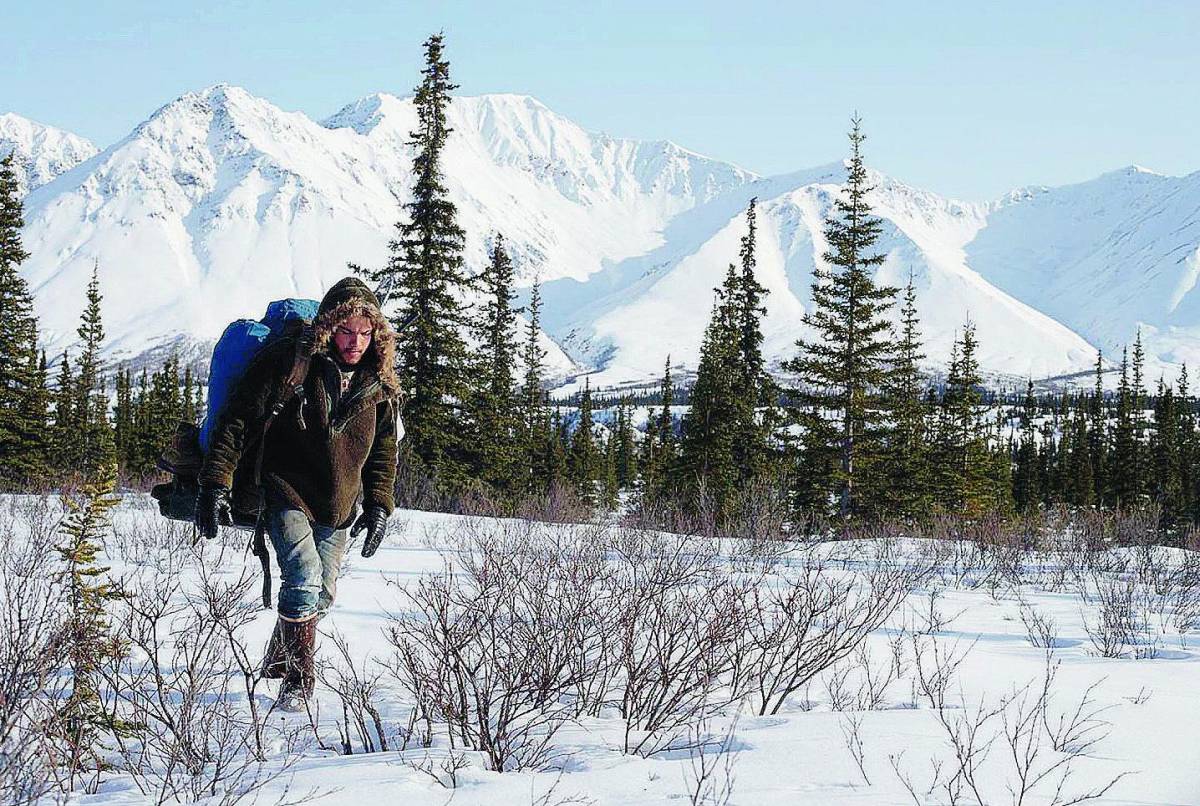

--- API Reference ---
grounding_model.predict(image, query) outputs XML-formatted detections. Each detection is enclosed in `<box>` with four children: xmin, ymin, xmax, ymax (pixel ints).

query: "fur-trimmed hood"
<box><xmin>311</xmin><ymin>278</ymin><xmax>400</xmax><ymax>397</ymax></box>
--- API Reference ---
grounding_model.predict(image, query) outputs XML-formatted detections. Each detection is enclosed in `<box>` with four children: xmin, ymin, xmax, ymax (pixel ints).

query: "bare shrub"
<box><xmin>318</xmin><ymin>631</ymin><xmax>389</xmax><ymax>754</ymax></box>
<box><xmin>1017</xmin><ymin>598</ymin><xmax>1060</xmax><ymax>650</ymax></box>
<box><xmin>898</xmin><ymin>640</ymin><xmax>1131</xmax><ymax>806</ymax></box>
<box><xmin>99</xmin><ymin>551</ymin><xmax>308</xmax><ymax>804</ymax></box>
<box><xmin>401</xmin><ymin>749</ymin><xmax>470</xmax><ymax>789</ymax></box>
<box><xmin>850</xmin><ymin>643</ymin><xmax>903</xmax><ymax>711</ymax></box>
<box><xmin>680</xmin><ymin>716</ymin><xmax>739</xmax><ymax>806</ymax></box>
<box><xmin>612</xmin><ymin>530</ymin><xmax>750</xmax><ymax>756</ymax></box>
<box><xmin>0</xmin><ymin>497</ymin><xmax>71</xmax><ymax>804</ymax></box>
<box><xmin>386</xmin><ymin>520</ymin><xmax>592</xmax><ymax>771</ymax></box>
<box><xmin>839</xmin><ymin>712</ymin><xmax>871</xmax><ymax>786</ymax></box>
<box><xmin>1078</xmin><ymin>573</ymin><xmax>1137</xmax><ymax>658</ymax></box>
<box><xmin>732</xmin><ymin>545</ymin><xmax>918</xmax><ymax>717</ymax></box>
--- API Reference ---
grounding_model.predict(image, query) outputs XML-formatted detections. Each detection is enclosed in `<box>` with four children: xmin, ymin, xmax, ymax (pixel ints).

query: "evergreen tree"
<box><xmin>1036</xmin><ymin>417</ymin><xmax>1056</xmax><ymax>509</ymax></box>
<box><xmin>639</xmin><ymin>357</ymin><xmax>676</xmax><ymax>502</ymax></box>
<box><xmin>11</xmin><ymin>331</ymin><xmax>51</xmax><ymax>486</ymax></box>
<box><xmin>601</xmin><ymin>428</ymin><xmax>619</xmax><ymax>509</ymax></box>
<box><xmin>783</xmin><ymin>116</ymin><xmax>897</xmax><ymax>519</ymax></box>
<box><xmin>931</xmin><ymin>323</ymin><xmax>1007</xmax><ymax>516</ymax></box>
<box><xmin>112</xmin><ymin>367</ymin><xmax>134</xmax><ymax>472</ymax></box>
<box><xmin>677</xmin><ymin>279</ymin><xmax>740</xmax><ymax>518</ymax></box>
<box><xmin>546</xmin><ymin>407</ymin><xmax>570</xmax><ymax>491</ymax></box>
<box><xmin>467</xmin><ymin>234</ymin><xmax>521</xmax><ymax>494</ymax></box>
<box><xmin>569</xmin><ymin>380</ymin><xmax>600</xmax><ymax>506</ymax></box>
<box><xmin>1110</xmin><ymin>348</ymin><xmax>1139</xmax><ymax>508</ymax></box>
<box><xmin>1130</xmin><ymin>330</ymin><xmax>1148</xmax><ymax>500</ymax></box>
<box><xmin>181</xmin><ymin>365</ymin><xmax>200</xmax><ymax>425</ymax></box>
<box><xmin>50</xmin><ymin>353</ymin><xmax>76</xmax><ymax>473</ymax></box>
<box><xmin>879</xmin><ymin>272</ymin><xmax>929</xmax><ymax>518</ymax></box>
<box><xmin>1012</xmin><ymin>380</ymin><xmax>1041</xmax><ymax>512</ymax></box>
<box><xmin>359</xmin><ymin>32</ymin><xmax>473</xmax><ymax>484</ymax></box>
<box><xmin>1178</xmin><ymin>365</ymin><xmax>1199</xmax><ymax>523</ymax></box>
<box><xmin>729</xmin><ymin>198</ymin><xmax>777</xmax><ymax>484</ymax></box>
<box><xmin>0</xmin><ymin>151</ymin><xmax>41</xmax><ymax>488</ymax></box>
<box><xmin>1088</xmin><ymin>352</ymin><xmax>1108</xmax><ymax>506</ymax></box>
<box><xmin>615</xmin><ymin>399</ymin><xmax>638</xmax><ymax>488</ymax></box>
<box><xmin>1064</xmin><ymin>401</ymin><xmax>1094</xmax><ymax>506</ymax></box>
<box><xmin>72</xmin><ymin>263</ymin><xmax>116</xmax><ymax>478</ymax></box>
<box><xmin>519</xmin><ymin>281</ymin><xmax>547</xmax><ymax>492</ymax></box>
<box><xmin>1150</xmin><ymin>377</ymin><xmax>1183</xmax><ymax>529</ymax></box>
<box><xmin>54</xmin><ymin>462</ymin><xmax>128</xmax><ymax>779</ymax></box>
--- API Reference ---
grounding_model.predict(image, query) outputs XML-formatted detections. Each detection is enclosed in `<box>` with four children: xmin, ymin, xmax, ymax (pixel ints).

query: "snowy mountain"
<box><xmin>968</xmin><ymin>166</ymin><xmax>1200</xmax><ymax>373</ymax></box>
<box><xmin>542</xmin><ymin>165</ymin><xmax>1100</xmax><ymax>387</ymax></box>
<box><xmin>0</xmin><ymin>112</ymin><xmax>97</xmax><ymax>195</ymax></box>
<box><xmin>17</xmin><ymin>85</ymin><xmax>751</xmax><ymax>377</ymax></box>
<box><xmin>13</xmin><ymin>84</ymin><xmax>1200</xmax><ymax>386</ymax></box>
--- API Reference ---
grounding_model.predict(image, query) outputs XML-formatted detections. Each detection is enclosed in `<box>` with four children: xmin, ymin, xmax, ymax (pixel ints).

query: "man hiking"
<box><xmin>195</xmin><ymin>277</ymin><xmax>401</xmax><ymax>710</ymax></box>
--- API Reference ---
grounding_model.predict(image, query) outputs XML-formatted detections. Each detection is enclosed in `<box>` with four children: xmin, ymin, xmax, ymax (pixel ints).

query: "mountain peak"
<box><xmin>0</xmin><ymin>112</ymin><xmax>98</xmax><ymax>194</ymax></box>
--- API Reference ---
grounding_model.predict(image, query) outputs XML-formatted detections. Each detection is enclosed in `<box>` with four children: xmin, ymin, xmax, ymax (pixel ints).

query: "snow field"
<box><xmin>7</xmin><ymin>494</ymin><xmax>1200</xmax><ymax>805</ymax></box>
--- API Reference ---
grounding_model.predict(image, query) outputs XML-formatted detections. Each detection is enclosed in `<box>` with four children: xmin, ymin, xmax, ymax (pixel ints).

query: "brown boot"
<box><xmin>261</xmin><ymin>618</ymin><xmax>287</xmax><ymax>679</ymax></box>
<box><xmin>276</xmin><ymin>617</ymin><xmax>317</xmax><ymax>712</ymax></box>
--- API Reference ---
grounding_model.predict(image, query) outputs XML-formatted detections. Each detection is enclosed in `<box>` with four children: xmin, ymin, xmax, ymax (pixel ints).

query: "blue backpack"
<box><xmin>154</xmin><ymin>298</ymin><xmax>319</xmax><ymax>528</ymax></box>
<box><xmin>199</xmin><ymin>298</ymin><xmax>319</xmax><ymax>451</ymax></box>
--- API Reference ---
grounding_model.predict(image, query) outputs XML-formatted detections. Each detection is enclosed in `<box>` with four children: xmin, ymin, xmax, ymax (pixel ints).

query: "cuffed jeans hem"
<box><xmin>278</xmin><ymin>611</ymin><xmax>321</xmax><ymax>623</ymax></box>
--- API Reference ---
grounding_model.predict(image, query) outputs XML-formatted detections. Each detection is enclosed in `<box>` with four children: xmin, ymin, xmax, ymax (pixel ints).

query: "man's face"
<box><xmin>333</xmin><ymin>315</ymin><xmax>373</xmax><ymax>365</ymax></box>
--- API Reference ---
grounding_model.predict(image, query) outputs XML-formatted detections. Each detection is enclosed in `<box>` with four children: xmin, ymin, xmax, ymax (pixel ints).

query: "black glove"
<box><xmin>352</xmin><ymin>505</ymin><xmax>388</xmax><ymax>558</ymax></box>
<box><xmin>196</xmin><ymin>485</ymin><xmax>233</xmax><ymax>540</ymax></box>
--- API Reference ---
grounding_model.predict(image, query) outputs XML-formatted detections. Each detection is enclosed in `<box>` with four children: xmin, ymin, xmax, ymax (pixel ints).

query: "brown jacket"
<box><xmin>199</xmin><ymin>279</ymin><xmax>401</xmax><ymax>527</ymax></box>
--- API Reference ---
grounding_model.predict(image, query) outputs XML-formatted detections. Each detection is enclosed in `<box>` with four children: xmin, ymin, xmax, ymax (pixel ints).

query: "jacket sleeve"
<box><xmin>362</xmin><ymin>398</ymin><xmax>399</xmax><ymax>514</ymax></box>
<box><xmin>198</xmin><ymin>344</ymin><xmax>288</xmax><ymax>490</ymax></box>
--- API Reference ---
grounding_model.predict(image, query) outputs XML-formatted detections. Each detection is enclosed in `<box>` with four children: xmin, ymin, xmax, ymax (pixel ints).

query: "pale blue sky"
<box><xmin>4</xmin><ymin>1</ymin><xmax>1197</xmax><ymax>200</ymax></box>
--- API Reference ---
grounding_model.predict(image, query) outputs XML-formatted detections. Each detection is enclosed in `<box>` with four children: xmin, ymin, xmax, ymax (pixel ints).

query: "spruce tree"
<box><xmin>1110</xmin><ymin>348</ymin><xmax>1139</xmax><ymax>508</ymax></box>
<box><xmin>931</xmin><ymin>323</ymin><xmax>1006</xmax><ymax>516</ymax></box>
<box><xmin>1088</xmin><ymin>352</ymin><xmax>1108</xmax><ymax>506</ymax></box>
<box><xmin>677</xmin><ymin>277</ymin><xmax>741</xmax><ymax>519</ymax></box>
<box><xmin>730</xmin><ymin>198</ymin><xmax>777</xmax><ymax>484</ymax></box>
<box><xmin>546</xmin><ymin>407</ymin><xmax>570</xmax><ymax>492</ymax></box>
<box><xmin>50</xmin><ymin>353</ymin><xmax>76</xmax><ymax>473</ymax></box>
<box><xmin>112</xmin><ymin>367</ymin><xmax>134</xmax><ymax>472</ymax></box>
<box><xmin>0</xmin><ymin>152</ymin><xmax>40</xmax><ymax>488</ymax></box>
<box><xmin>1037</xmin><ymin>418</ymin><xmax>1056</xmax><ymax>509</ymax></box>
<box><xmin>1178</xmin><ymin>365</ymin><xmax>1199</xmax><ymax>523</ymax></box>
<box><xmin>615</xmin><ymin>399</ymin><xmax>638</xmax><ymax>488</ymax></box>
<box><xmin>639</xmin><ymin>357</ymin><xmax>676</xmax><ymax>502</ymax></box>
<box><xmin>1130</xmin><ymin>330</ymin><xmax>1148</xmax><ymax>500</ymax></box>
<box><xmin>569</xmin><ymin>381</ymin><xmax>600</xmax><ymax>506</ymax></box>
<box><xmin>1012</xmin><ymin>380</ymin><xmax>1041</xmax><ymax>512</ymax></box>
<box><xmin>360</xmin><ymin>32</ymin><xmax>472</xmax><ymax>484</ymax></box>
<box><xmin>73</xmin><ymin>263</ymin><xmax>116</xmax><ymax>478</ymax></box>
<box><xmin>879</xmin><ymin>273</ymin><xmax>929</xmax><ymax>518</ymax></box>
<box><xmin>467</xmin><ymin>234</ymin><xmax>521</xmax><ymax>494</ymax></box>
<box><xmin>519</xmin><ymin>281</ymin><xmax>547</xmax><ymax>492</ymax></box>
<box><xmin>601</xmin><ymin>428</ymin><xmax>619</xmax><ymax>510</ymax></box>
<box><xmin>54</xmin><ymin>462</ymin><xmax>128</xmax><ymax>779</ymax></box>
<box><xmin>783</xmin><ymin>116</ymin><xmax>897</xmax><ymax>519</ymax></box>
<box><xmin>1064</xmin><ymin>401</ymin><xmax>1094</xmax><ymax>506</ymax></box>
<box><xmin>11</xmin><ymin>330</ymin><xmax>51</xmax><ymax>486</ymax></box>
<box><xmin>181</xmin><ymin>364</ymin><xmax>200</xmax><ymax>425</ymax></box>
<box><xmin>1150</xmin><ymin>377</ymin><xmax>1183</xmax><ymax>529</ymax></box>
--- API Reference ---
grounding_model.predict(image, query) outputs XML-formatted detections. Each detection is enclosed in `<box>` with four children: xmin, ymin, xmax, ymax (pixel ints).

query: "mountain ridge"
<box><xmin>11</xmin><ymin>84</ymin><xmax>1200</xmax><ymax>387</ymax></box>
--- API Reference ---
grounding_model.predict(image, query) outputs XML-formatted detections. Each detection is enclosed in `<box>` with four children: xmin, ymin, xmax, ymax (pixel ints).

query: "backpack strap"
<box><xmin>249</xmin><ymin>330</ymin><xmax>315</xmax><ymax>610</ymax></box>
<box><xmin>253</xmin><ymin>331</ymin><xmax>315</xmax><ymax>488</ymax></box>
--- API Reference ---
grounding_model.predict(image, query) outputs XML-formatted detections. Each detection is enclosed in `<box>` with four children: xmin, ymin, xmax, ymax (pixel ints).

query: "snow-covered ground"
<box><xmin>11</xmin><ymin>495</ymin><xmax>1200</xmax><ymax>805</ymax></box>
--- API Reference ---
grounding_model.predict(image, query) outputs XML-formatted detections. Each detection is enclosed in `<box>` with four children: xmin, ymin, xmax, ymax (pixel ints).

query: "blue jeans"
<box><xmin>266</xmin><ymin>505</ymin><xmax>348</xmax><ymax>621</ymax></box>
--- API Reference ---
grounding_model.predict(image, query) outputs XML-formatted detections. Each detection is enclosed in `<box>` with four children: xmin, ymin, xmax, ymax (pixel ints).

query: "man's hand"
<box><xmin>196</xmin><ymin>485</ymin><xmax>233</xmax><ymax>539</ymax></box>
<box><xmin>352</xmin><ymin>505</ymin><xmax>388</xmax><ymax>558</ymax></box>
